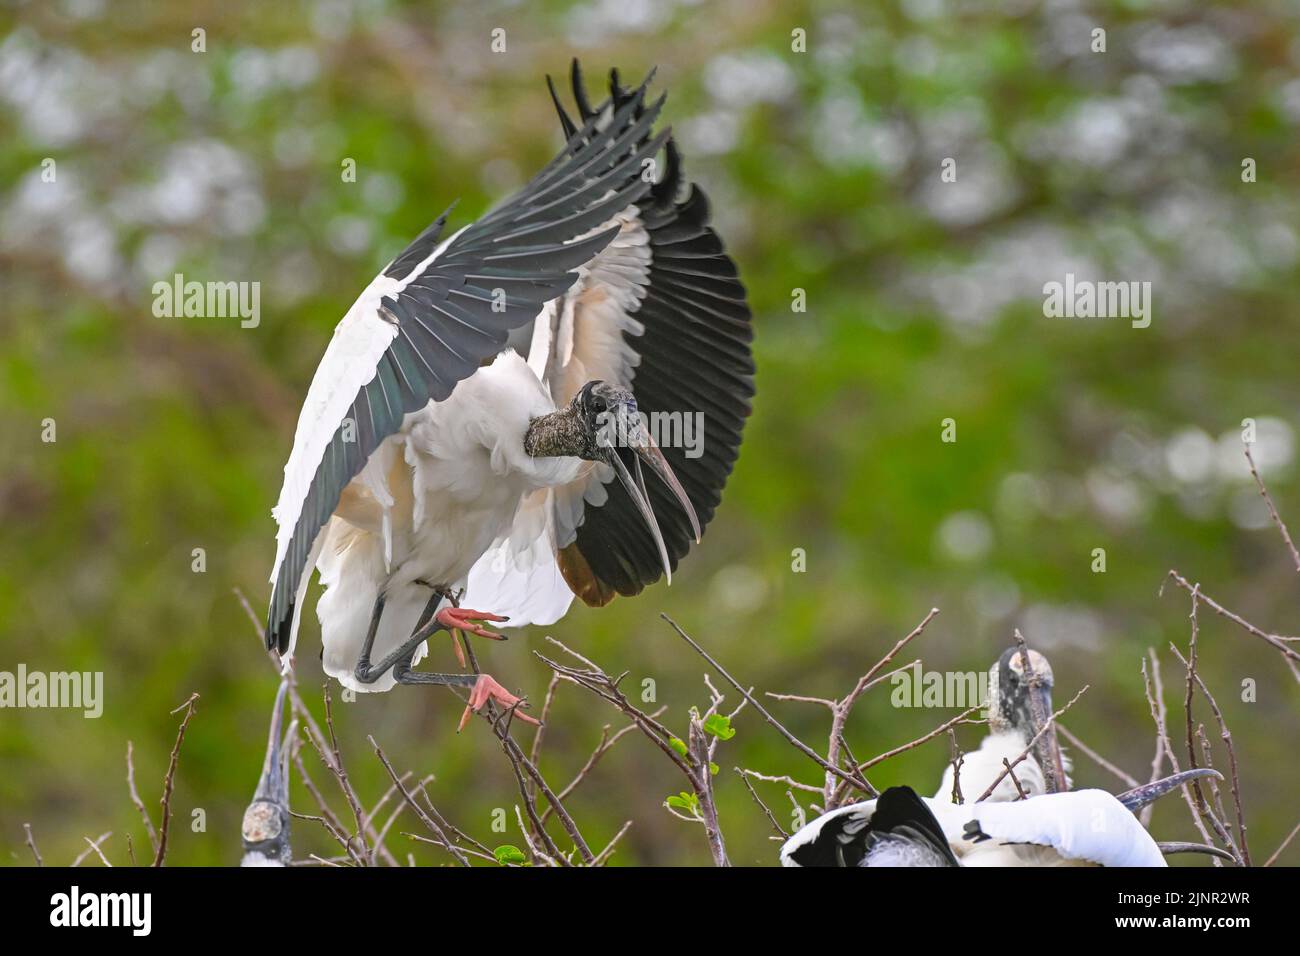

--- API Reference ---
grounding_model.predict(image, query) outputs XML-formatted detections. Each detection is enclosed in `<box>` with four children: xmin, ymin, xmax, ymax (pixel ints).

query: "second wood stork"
<box><xmin>781</xmin><ymin>769</ymin><xmax>1222</xmax><ymax>867</ymax></box>
<box><xmin>936</xmin><ymin>646</ymin><xmax>1072</xmax><ymax>802</ymax></box>
<box><xmin>264</xmin><ymin>62</ymin><xmax>753</xmax><ymax>728</ymax></box>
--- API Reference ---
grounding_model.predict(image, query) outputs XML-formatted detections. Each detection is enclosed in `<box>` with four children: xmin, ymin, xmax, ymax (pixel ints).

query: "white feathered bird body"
<box><xmin>263</xmin><ymin>64</ymin><xmax>755</xmax><ymax>698</ymax></box>
<box><xmin>313</xmin><ymin>350</ymin><xmax>582</xmax><ymax>692</ymax></box>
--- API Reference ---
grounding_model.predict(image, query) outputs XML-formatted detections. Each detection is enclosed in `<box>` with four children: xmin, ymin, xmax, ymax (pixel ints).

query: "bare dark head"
<box><xmin>526</xmin><ymin>379</ymin><xmax>701</xmax><ymax>583</ymax></box>
<box><xmin>989</xmin><ymin>646</ymin><xmax>1054</xmax><ymax>735</ymax></box>
<box><xmin>574</xmin><ymin>380</ymin><xmax>638</xmax><ymax>461</ymax></box>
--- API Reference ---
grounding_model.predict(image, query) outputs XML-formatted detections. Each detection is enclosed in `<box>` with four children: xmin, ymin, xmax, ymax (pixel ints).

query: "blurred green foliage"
<box><xmin>2</xmin><ymin>0</ymin><xmax>1298</xmax><ymax>866</ymax></box>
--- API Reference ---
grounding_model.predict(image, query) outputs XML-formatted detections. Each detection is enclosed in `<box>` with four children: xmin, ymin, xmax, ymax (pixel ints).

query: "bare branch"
<box><xmin>1057</xmin><ymin>724</ymin><xmax>1140</xmax><ymax>789</ymax></box>
<box><xmin>22</xmin><ymin>824</ymin><xmax>42</xmax><ymax>867</ymax></box>
<box><xmin>591</xmin><ymin>820</ymin><xmax>634</xmax><ymax>866</ymax></box>
<box><xmin>1142</xmin><ymin>651</ymin><xmax>1233</xmax><ymax>862</ymax></box>
<box><xmin>661</xmin><ymin>613</ymin><xmax>863</xmax><ymax>790</ymax></box>
<box><xmin>1244</xmin><ymin>444</ymin><xmax>1300</xmax><ymax>573</ymax></box>
<box><xmin>125</xmin><ymin>741</ymin><xmax>159</xmax><ymax>855</ymax></box>
<box><xmin>154</xmin><ymin>692</ymin><xmax>199</xmax><ymax>867</ymax></box>
<box><xmin>1164</xmin><ymin>571</ymin><xmax>1300</xmax><ymax>677</ymax></box>
<box><xmin>73</xmin><ymin>832</ymin><xmax>113</xmax><ymax>867</ymax></box>
<box><xmin>368</xmin><ymin>735</ymin><xmax>469</xmax><ymax>867</ymax></box>
<box><xmin>321</xmin><ymin>683</ymin><xmax>373</xmax><ymax>866</ymax></box>
<box><xmin>975</xmin><ymin>686</ymin><xmax>1088</xmax><ymax>803</ymax></box>
<box><xmin>1264</xmin><ymin>820</ymin><xmax>1300</xmax><ymax>867</ymax></box>
<box><xmin>1169</xmin><ymin>642</ymin><xmax>1251</xmax><ymax>866</ymax></box>
<box><xmin>736</xmin><ymin>768</ymin><xmax>789</xmax><ymax>839</ymax></box>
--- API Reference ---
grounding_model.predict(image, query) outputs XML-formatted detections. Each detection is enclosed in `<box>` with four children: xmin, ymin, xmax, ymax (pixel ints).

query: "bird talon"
<box><xmin>457</xmin><ymin>674</ymin><xmax>539</xmax><ymax>732</ymax></box>
<box><xmin>449</xmin><ymin>628</ymin><xmax>468</xmax><ymax>669</ymax></box>
<box><xmin>435</xmin><ymin>605</ymin><xmax>508</xmax><ymax>641</ymax></box>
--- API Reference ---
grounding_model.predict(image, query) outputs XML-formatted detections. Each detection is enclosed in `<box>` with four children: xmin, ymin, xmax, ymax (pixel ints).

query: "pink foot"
<box><xmin>436</xmin><ymin>606</ymin><xmax>507</xmax><ymax>668</ymax></box>
<box><xmin>458</xmin><ymin>673</ymin><xmax>539</xmax><ymax>732</ymax></box>
<box><xmin>436</xmin><ymin>605</ymin><xmax>507</xmax><ymax>639</ymax></box>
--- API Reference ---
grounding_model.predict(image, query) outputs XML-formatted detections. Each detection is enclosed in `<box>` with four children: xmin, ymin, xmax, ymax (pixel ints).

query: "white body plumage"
<box><xmin>935</xmin><ymin>730</ymin><xmax>1072</xmax><ymax>803</ymax></box>
<box><xmin>311</xmin><ymin>350</ymin><xmax>582</xmax><ymax>692</ymax></box>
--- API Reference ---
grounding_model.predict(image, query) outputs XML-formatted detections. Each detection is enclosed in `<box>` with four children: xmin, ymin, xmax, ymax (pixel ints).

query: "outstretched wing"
<box><xmin>266</xmin><ymin>73</ymin><xmax>670</xmax><ymax>652</ymax></box>
<box><xmin>956</xmin><ymin>790</ymin><xmax>1167</xmax><ymax>867</ymax></box>
<box><xmin>533</xmin><ymin>62</ymin><xmax>755</xmax><ymax>606</ymax></box>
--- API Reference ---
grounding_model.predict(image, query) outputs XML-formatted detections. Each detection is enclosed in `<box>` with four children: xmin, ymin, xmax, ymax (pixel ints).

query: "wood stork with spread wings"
<box><xmin>264</xmin><ymin>63</ymin><xmax>753</xmax><ymax>728</ymax></box>
<box><xmin>781</xmin><ymin>770</ymin><xmax>1223</xmax><ymax>868</ymax></box>
<box><xmin>935</xmin><ymin>646</ymin><xmax>1072</xmax><ymax>802</ymax></box>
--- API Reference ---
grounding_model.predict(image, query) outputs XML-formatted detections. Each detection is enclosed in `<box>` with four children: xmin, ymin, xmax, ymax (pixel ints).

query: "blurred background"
<box><xmin>2</xmin><ymin>0</ymin><xmax>1298</xmax><ymax>866</ymax></box>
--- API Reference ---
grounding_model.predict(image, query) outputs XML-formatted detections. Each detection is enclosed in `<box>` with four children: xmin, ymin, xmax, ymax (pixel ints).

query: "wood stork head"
<box><xmin>240</xmin><ymin>678</ymin><xmax>292</xmax><ymax>867</ymax></box>
<box><xmin>988</xmin><ymin>645</ymin><xmax>1054</xmax><ymax>735</ymax></box>
<box><xmin>526</xmin><ymin>379</ymin><xmax>701</xmax><ymax>583</ymax></box>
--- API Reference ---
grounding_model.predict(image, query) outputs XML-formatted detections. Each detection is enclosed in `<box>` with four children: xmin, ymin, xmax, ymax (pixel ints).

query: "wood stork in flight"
<box><xmin>781</xmin><ymin>770</ymin><xmax>1223</xmax><ymax>867</ymax></box>
<box><xmin>264</xmin><ymin>63</ymin><xmax>753</xmax><ymax>727</ymax></box>
<box><xmin>936</xmin><ymin>646</ymin><xmax>1072</xmax><ymax>802</ymax></box>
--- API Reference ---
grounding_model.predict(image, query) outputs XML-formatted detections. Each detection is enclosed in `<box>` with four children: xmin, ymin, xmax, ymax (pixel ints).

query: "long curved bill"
<box><xmin>1117</xmin><ymin>768</ymin><xmax>1224</xmax><ymax>811</ymax></box>
<box><xmin>242</xmin><ymin>674</ymin><xmax>294</xmax><ymax>865</ymax></box>
<box><xmin>606</xmin><ymin>412</ymin><xmax>701</xmax><ymax>585</ymax></box>
<box><xmin>1025</xmin><ymin>673</ymin><xmax>1068</xmax><ymax>794</ymax></box>
<box><xmin>1157</xmin><ymin>841</ymin><xmax>1236</xmax><ymax>861</ymax></box>
<box><xmin>252</xmin><ymin>675</ymin><xmax>290</xmax><ymax>807</ymax></box>
<box><xmin>608</xmin><ymin>448</ymin><xmax>675</xmax><ymax>584</ymax></box>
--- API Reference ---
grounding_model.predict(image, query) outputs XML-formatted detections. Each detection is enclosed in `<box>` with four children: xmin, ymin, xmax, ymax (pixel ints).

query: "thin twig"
<box><xmin>662</xmin><ymin>614</ymin><xmax>862</xmax><ymax>790</ymax></box>
<box><xmin>154</xmin><ymin>693</ymin><xmax>199</xmax><ymax>867</ymax></box>
<box><xmin>289</xmin><ymin>737</ymin><xmax>364</xmax><ymax>866</ymax></box>
<box><xmin>1244</xmin><ymin>444</ymin><xmax>1300</xmax><ymax>572</ymax></box>
<box><xmin>125</xmin><ymin>741</ymin><xmax>160</xmax><ymax>855</ymax></box>
<box><xmin>321</xmin><ymin>683</ymin><xmax>373</xmax><ymax>866</ymax></box>
<box><xmin>1142</xmin><ymin>651</ymin><xmax>1231</xmax><ymax>862</ymax></box>
<box><xmin>687</xmin><ymin>709</ymin><xmax>730</xmax><ymax>866</ymax></box>
<box><xmin>1169</xmin><ymin>643</ymin><xmax>1251</xmax><ymax>866</ymax></box>
<box><xmin>975</xmin><ymin>686</ymin><xmax>1088</xmax><ymax>802</ymax></box>
<box><xmin>948</xmin><ymin>730</ymin><xmax>965</xmax><ymax>805</ymax></box>
<box><xmin>1163</xmin><ymin>571</ymin><xmax>1300</xmax><ymax>672</ymax></box>
<box><xmin>368</xmin><ymin>736</ymin><xmax>470</xmax><ymax>867</ymax></box>
<box><xmin>289</xmin><ymin>810</ymin><xmax>356</xmax><ymax>858</ymax></box>
<box><xmin>413</xmin><ymin>782</ymin><xmax>496</xmax><ymax>861</ymax></box>
<box><xmin>504</xmin><ymin>745</ymin><xmax>567</xmax><ymax>865</ymax></box>
<box><xmin>859</xmin><ymin>706</ymin><xmax>983</xmax><ymax>775</ymax></box>
<box><xmin>1002</xmin><ymin>758</ymin><xmax>1029</xmax><ymax>799</ymax></box>
<box><xmin>1057</xmin><ymin>724</ymin><xmax>1139</xmax><ymax>789</ymax></box>
<box><xmin>538</xmin><ymin>714</ymin><xmax>655</xmax><ymax>828</ymax></box>
<box><xmin>524</xmin><ymin>672</ymin><xmax>562</xmax><ymax>805</ymax></box>
<box><xmin>826</xmin><ymin>614</ymin><xmax>939</xmax><ymax>804</ymax></box>
<box><xmin>22</xmin><ymin>824</ymin><xmax>42</xmax><ymax>867</ymax></box>
<box><xmin>591</xmin><ymin>820</ymin><xmax>634</xmax><ymax>866</ymax></box>
<box><xmin>1264</xmin><ymin>820</ymin><xmax>1300</xmax><ymax>867</ymax></box>
<box><xmin>1179</xmin><ymin>585</ymin><xmax>1215</xmax><ymax>833</ymax></box>
<box><xmin>73</xmin><ymin>832</ymin><xmax>113</xmax><ymax>867</ymax></box>
<box><xmin>738</xmin><ymin>768</ymin><xmax>823</xmax><ymax>794</ymax></box>
<box><xmin>737</xmin><ymin>768</ymin><xmax>789</xmax><ymax>839</ymax></box>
